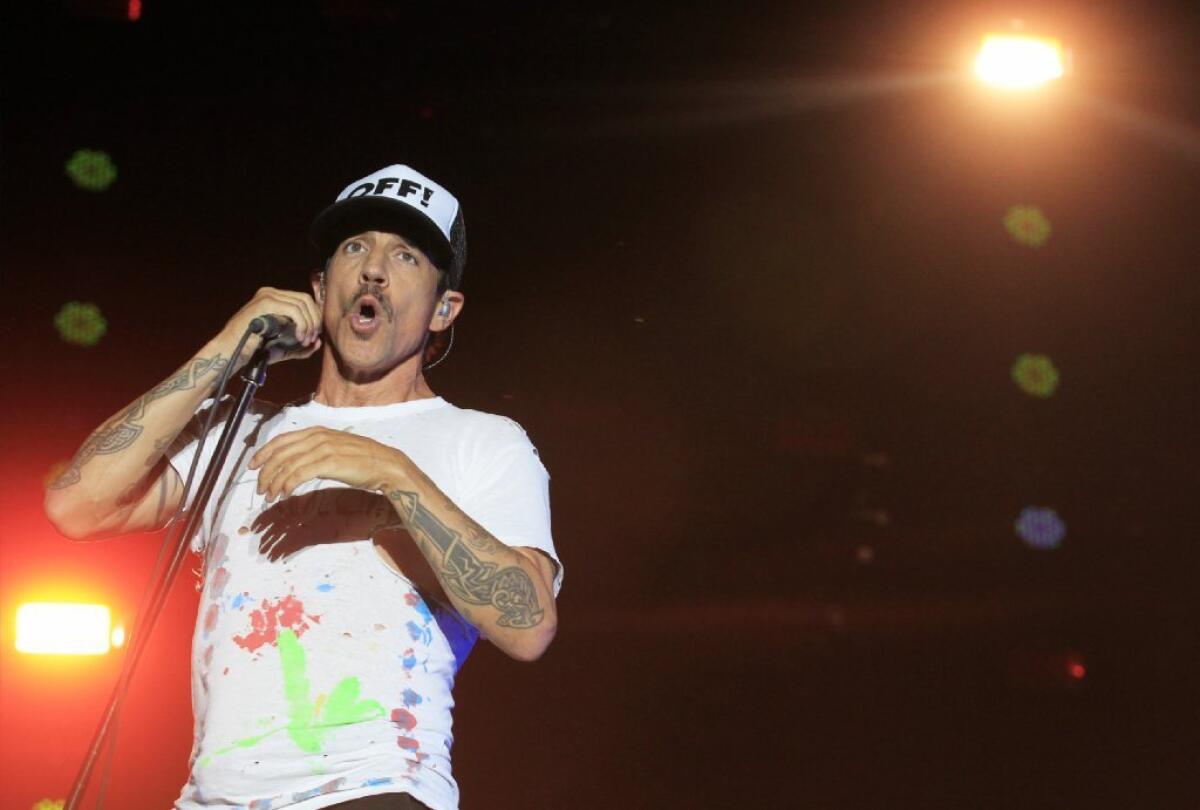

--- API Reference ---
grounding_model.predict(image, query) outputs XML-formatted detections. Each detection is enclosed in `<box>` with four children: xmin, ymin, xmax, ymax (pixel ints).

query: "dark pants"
<box><xmin>326</xmin><ymin>793</ymin><xmax>430</xmax><ymax>809</ymax></box>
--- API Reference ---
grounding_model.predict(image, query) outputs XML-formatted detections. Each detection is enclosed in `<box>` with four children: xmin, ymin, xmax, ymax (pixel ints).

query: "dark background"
<box><xmin>2</xmin><ymin>1</ymin><xmax>1198</xmax><ymax>808</ymax></box>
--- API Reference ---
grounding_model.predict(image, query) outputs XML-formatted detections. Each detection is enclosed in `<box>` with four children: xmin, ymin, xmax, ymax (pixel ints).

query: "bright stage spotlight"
<box><xmin>974</xmin><ymin>33</ymin><xmax>1065</xmax><ymax>90</ymax></box>
<box><xmin>15</xmin><ymin>602</ymin><xmax>114</xmax><ymax>655</ymax></box>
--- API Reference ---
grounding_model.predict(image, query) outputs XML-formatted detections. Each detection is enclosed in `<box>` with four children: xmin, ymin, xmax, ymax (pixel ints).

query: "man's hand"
<box><xmin>217</xmin><ymin>287</ymin><xmax>324</xmax><ymax>371</ymax></box>
<box><xmin>250</xmin><ymin>428</ymin><xmax>402</xmax><ymax>501</ymax></box>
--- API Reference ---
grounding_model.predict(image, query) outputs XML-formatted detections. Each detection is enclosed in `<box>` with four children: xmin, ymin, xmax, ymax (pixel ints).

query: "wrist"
<box><xmin>186</xmin><ymin>340</ymin><xmax>232</xmax><ymax>387</ymax></box>
<box><xmin>201</xmin><ymin>328</ymin><xmax>251</xmax><ymax>373</ymax></box>
<box><xmin>380</xmin><ymin>450</ymin><xmax>417</xmax><ymax>495</ymax></box>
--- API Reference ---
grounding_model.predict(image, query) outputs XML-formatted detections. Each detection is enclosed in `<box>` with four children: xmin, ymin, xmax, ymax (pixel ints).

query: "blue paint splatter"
<box><xmin>231</xmin><ymin>592</ymin><xmax>251</xmax><ymax>610</ymax></box>
<box><xmin>402</xmin><ymin>688</ymin><xmax>423</xmax><ymax>707</ymax></box>
<box><xmin>362</xmin><ymin>777</ymin><xmax>394</xmax><ymax>787</ymax></box>
<box><xmin>406</xmin><ymin>620</ymin><xmax>432</xmax><ymax>645</ymax></box>
<box><xmin>292</xmin><ymin>778</ymin><xmax>345</xmax><ymax>802</ymax></box>
<box><xmin>401</xmin><ymin>649</ymin><xmax>417</xmax><ymax>670</ymax></box>
<box><xmin>411</xmin><ymin>597</ymin><xmax>433</xmax><ymax>624</ymax></box>
<box><xmin>316</xmin><ymin>583</ymin><xmax>335</xmax><ymax>592</ymax></box>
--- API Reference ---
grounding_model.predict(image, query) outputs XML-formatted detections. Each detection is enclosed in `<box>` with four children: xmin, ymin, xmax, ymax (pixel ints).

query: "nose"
<box><xmin>360</xmin><ymin>251</ymin><xmax>388</xmax><ymax>288</ymax></box>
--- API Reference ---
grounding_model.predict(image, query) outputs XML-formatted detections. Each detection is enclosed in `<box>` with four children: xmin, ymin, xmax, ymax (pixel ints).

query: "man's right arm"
<box><xmin>44</xmin><ymin>287</ymin><xmax>323</xmax><ymax>541</ymax></box>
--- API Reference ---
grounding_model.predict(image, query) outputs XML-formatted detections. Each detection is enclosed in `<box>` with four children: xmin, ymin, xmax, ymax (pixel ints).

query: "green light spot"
<box><xmin>1011</xmin><ymin>353</ymin><xmax>1060</xmax><ymax>398</ymax></box>
<box><xmin>1003</xmin><ymin>204</ymin><xmax>1052</xmax><ymax>247</ymax></box>
<box><xmin>54</xmin><ymin>301</ymin><xmax>108</xmax><ymax>347</ymax></box>
<box><xmin>65</xmin><ymin>149</ymin><xmax>118</xmax><ymax>192</ymax></box>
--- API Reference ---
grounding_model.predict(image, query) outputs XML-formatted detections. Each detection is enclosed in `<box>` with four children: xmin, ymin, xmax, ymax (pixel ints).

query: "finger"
<box><xmin>301</xmin><ymin>293</ymin><xmax>323</xmax><ymax>343</ymax></box>
<box><xmin>271</xmin><ymin>447</ymin><xmax>334</xmax><ymax>499</ymax></box>
<box><xmin>262</xmin><ymin>291</ymin><xmax>317</xmax><ymax>344</ymax></box>
<box><xmin>277</xmin><ymin>458</ymin><xmax>327</xmax><ymax>499</ymax></box>
<box><xmin>258</xmin><ymin>436</ymin><xmax>333</xmax><ymax>497</ymax></box>
<box><xmin>250</xmin><ymin>427</ymin><xmax>324</xmax><ymax>469</ymax></box>
<box><xmin>291</xmin><ymin>291</ymin><xmax>322</xmax><ymax>343</ymax></box>
<box><xmin>281</xmin><ymin>291</ymin><xmax>319</xmax><ymax>343</ymax></box>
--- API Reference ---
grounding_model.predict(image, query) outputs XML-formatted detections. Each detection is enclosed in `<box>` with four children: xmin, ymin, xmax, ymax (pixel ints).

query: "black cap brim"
<box><xmin>309</xmin><ymin>197</ymin><xmax>454</xmax><ymax>272</ymax></box>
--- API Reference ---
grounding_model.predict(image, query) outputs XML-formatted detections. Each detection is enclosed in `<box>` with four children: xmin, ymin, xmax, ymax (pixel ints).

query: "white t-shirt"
<box><xmin>170</xmin><ymin>396</ymin><xmax>561</xmax><ymax>810</ymax></box>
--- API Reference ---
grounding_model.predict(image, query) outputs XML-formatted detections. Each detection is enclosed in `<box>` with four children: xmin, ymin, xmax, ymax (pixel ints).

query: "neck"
<box><xmin>311</xmin><ymin>347</ymin><xmax>436</xmax><ymax>407</ymax></box>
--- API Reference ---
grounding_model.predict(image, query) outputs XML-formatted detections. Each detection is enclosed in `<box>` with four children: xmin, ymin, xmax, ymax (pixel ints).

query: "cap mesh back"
<box><xmin>449</xmin><ymin>208</ymin><xmax>467</xmax><ymax>290</ymax></box>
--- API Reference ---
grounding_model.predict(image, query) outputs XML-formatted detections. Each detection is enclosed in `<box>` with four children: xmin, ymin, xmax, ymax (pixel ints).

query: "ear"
<box><xmin>429</xmin><ymin>291</ymin><xmax>465</xmax><ymax>333</ymax></box>
<box><xmin>310</xmin><ymin>269</ymin><xmax>325</xmax><ymax>302</ymax></box>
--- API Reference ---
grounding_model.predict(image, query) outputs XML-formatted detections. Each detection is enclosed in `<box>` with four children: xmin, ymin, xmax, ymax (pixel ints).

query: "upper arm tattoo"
<box><xmin>388</xmin><ymin>490</ymin><xmax>545</xmax><ymax>630</ymax></box>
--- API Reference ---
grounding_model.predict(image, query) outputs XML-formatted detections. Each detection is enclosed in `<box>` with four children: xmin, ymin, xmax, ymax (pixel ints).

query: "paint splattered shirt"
<box><xmin>169</xmin><ymin>396</ymin><xmax>561</xmax><ymax>810</ymax></box>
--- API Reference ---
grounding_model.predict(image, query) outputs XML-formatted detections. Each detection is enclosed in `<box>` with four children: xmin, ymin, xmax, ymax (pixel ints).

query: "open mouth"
<box><xmin>349</xmin><ymin>298</ymin><xmax>382</xmax><ymax>335</ymax></box>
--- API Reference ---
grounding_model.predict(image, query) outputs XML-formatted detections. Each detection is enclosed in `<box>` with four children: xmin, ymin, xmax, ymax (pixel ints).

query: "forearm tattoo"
<box><xmin>388</xmin><ymin>490</ymin><xmax>545</xmax><ymax>630</ymax></box>
<box><xmin>49</xmin><ymin>354</ymin><xmax>228</xmax><ymax>490</ymax></box>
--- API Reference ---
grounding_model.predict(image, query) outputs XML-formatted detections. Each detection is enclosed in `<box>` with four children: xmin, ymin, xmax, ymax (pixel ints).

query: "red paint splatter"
<box><xmin>403</xmin><ymin>593</ymin><xmax>419</xmax><ymax>607</ymax></box>
<box><xmin>404</xmin><ymin>752</ymin><xmax>428</xmax><ymax>773</ymax></box>
<box><xmin>390</xmin><ymin>708</ymin><xmax>417</xmax><ymax>731</ymax></box>
<box><xmin>211</xmin><ymin>566</ymin><xmax>230</xmax><ymax>598</ymax></box>
<box><xmin>233</xmin><ymin>595</ymin><xmax>319</xmax><ymax>652</ymax></box>
<box><xmin>397</xmin><ymin>735</ymin><xmax>420</xmax><ymax>751</ymax></box>
<box><xmin>202</xmin><ymin>645</ymin><xmax>214</xmax><ymax>667</ymax></box>
<box><xmin>203</xmin><ymin>603</ymin><xmax>220</xmax><ymax>635</ymax></box>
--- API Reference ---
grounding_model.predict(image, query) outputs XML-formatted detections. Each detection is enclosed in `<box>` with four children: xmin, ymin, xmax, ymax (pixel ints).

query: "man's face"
<box><xmin>315</xmin><ymin>230</ymin><xmax>445</xmax><ymax>377</ymax></box>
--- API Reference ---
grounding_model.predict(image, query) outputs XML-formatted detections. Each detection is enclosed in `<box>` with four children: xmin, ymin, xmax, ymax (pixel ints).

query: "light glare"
<box><xmin>975</xmin><ymin>34</ymin><xmax>1065</xmax><ymax>89</ymax></box>
<box><xmin>16</xmin><ymin>602</ymin><xmax>112</xmax><ymax>655</ymax></box>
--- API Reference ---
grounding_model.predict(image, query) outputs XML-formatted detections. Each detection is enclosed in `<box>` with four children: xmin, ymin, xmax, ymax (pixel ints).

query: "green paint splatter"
<box><xmin>212</xmin><ymin>629</ymin><xmax>384</xmax><ymax>759</ymax></box>
<box><xmin>279</xmin><ymin>627</ymin><xmax>322</xmax><ymax>752</ymax></box>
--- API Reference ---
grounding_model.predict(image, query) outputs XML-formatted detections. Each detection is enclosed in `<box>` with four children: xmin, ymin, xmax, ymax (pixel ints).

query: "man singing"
<box><xmin>45</xmin><ymin>164</ymin><xmax>562</xmax><ymax>810</ymax></box>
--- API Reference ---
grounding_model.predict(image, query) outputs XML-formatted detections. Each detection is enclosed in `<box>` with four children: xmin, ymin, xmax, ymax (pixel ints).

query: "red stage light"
<box><xmin>129</xmin><ymin>0</ymin><xmax>142</xmax><ymax>21</ymax></box>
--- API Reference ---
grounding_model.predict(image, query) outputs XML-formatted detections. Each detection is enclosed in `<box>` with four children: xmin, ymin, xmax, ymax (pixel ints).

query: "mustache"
<box><xmin>342</xmin><ymin>283</ymin><xmax>395</xmax><ymax>322</ymax></box>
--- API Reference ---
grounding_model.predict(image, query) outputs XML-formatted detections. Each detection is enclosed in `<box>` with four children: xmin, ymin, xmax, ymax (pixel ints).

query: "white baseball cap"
<box><xmin>310</xmin><ymin>164</ymin><xmax>468</xmax><ymax>289</ymax></box>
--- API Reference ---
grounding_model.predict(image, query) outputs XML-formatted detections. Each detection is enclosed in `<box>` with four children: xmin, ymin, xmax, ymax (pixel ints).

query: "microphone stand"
<box><xmin>66</xmin><ymin>347</ymin><xmax>273</xmax><ymax>810</ymax></box>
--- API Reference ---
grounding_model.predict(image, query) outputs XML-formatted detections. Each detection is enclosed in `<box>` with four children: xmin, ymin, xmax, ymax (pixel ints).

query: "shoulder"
<box><xmin>432</xmin><ymin>402</ymin><xmax>532</xmax><ymax>438</ymax></box>
<box><xmin>431</xmin><ymin>403</ymin><xmax>543</xmax><ymax>459</ymax></box>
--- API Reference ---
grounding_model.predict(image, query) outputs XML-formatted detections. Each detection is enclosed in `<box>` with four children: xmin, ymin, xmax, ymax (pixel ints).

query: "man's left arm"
<box><xmin>250</xmin><ymin>427</ymin><xmax>558</xmax><ymax>661</ymax></box>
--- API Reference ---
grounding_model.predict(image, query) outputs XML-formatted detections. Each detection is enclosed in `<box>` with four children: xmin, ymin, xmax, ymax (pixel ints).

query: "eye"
<box><xmin>398</xmin><ymin>250</ymin><xmax>419</xmax><ymax>265</ymax></box>
<box><xmin>344</xmin><ymin>240</ymin><xmax>366</xmax><ymax>254</ymax></box>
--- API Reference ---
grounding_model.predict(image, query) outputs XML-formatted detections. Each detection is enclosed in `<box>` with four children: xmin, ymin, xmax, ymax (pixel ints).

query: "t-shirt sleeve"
<box><xmin>457</xmin><ymin>416</ymin><xmax>563</xmax><ymax>596</ymax></box>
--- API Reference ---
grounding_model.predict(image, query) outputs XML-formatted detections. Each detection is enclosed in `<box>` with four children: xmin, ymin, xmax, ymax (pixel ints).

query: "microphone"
<box><xmin>248</xmin><ymin>315</ymin><xmax>303</xmax><ymax>350</ymax></box>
